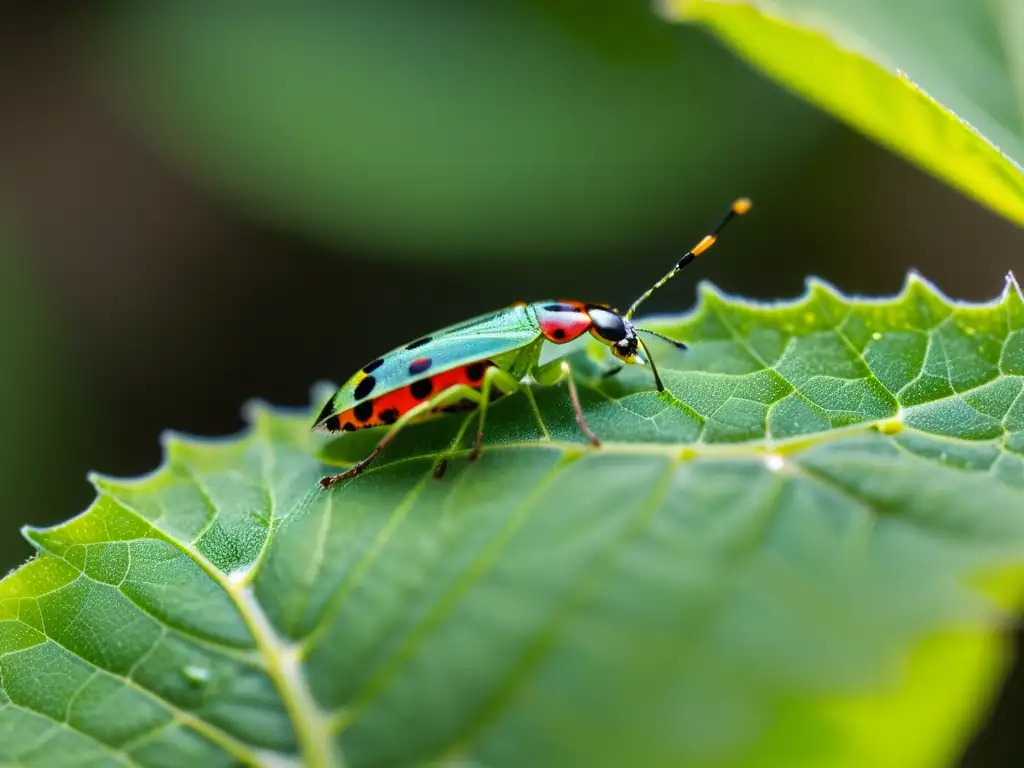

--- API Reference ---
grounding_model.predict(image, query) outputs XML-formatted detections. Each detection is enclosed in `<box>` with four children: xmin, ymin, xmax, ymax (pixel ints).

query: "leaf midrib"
<box><xmin>1</xmin><ymin>573</ymin><xmax>262</xmax><ymax>768</ymax></box>
<box><xmin>75</xmin><ymin>489</ymin><xmax>340</xmax><ymax>768</ymax></box>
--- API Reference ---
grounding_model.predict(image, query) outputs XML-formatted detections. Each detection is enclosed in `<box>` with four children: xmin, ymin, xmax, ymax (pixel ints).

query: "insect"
<box><xmin>314</xmin><ymin>198</ymin><xmax>751</xmax><ymax>488</ymax></box>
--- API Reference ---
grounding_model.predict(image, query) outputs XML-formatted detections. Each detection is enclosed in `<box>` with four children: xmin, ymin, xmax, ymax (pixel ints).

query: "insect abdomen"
<box><xmin>322</xmin><ymin>360</ymin><xmax>500</xmax><ymax>432</ymax></box>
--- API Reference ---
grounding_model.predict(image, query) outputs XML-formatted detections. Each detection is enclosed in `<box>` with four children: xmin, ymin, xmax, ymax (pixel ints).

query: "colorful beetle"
<box><xmin>314</xmin><ymin>198</ymin><xmax>751</xmax><ymax>488</ymax></box>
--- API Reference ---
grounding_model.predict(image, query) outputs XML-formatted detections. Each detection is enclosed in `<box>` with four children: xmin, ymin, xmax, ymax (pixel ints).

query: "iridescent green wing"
<box><xmin>315</xmin><ymin>304</ymin><xmax>540</xmax><ymax>425</ymax></box>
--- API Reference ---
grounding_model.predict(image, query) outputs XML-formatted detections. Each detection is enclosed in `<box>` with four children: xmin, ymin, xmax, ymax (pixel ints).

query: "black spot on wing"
<box><xmin>543</xmin><ymin>303</ymin><xmax>583</xmax><ymax>312</ymax></box>
<box><xmin>410</xmin><ymin>378</ymin><xmax>433</xmax><ymax>400</ymax></box>
<box><xmin>466</xmin><ymin>362</ymin><xmax>486</xmax><ymax>382</ymax></box>
<box><xmin>362</xmin><ymin>357</ymin><xmax>384</xmax><ymax>374</ymax></box>
<box><xmin>342</xmin><ymin>421</ymin><xmax>357</xmax><ymax>432</ymax></box>
<box><xmin>354</xmin><ymin>401</ymin><xmax>374</xmax><ymax>422</ymax></box>
<box><xmin>552</xmin><ymin>328</ymin><xmax>567</xmax><ymax>340</ymax></box>
<box><xmin>354</xmin><ymin>375</ymin><xmax>376</xmax><ymax>400</ymax></box>
<box><xmin>379</xmin><ymin>407</ymin><xmax>400</xmax><ymax>425</ymax></box>
<box><xmin>407</xmin><ymin>336</ymin><xmax>432</xmax><ymax>350</ymax></box>
<box><xmin>314</xmin><ymin>396</ymin><xmax>336</xmax><ymax>426</ymax></box>
<box><xmin>324</xmin><ymin>415</ymin><xmax>341</xmax><ymax>432</ymax></box>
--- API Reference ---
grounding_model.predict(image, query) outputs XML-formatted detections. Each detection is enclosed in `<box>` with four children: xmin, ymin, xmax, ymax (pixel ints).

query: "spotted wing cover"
<box><xmin>314</xmin><ymin>304</ymin><xmax>539</xmax><ymax>426</ymax></box>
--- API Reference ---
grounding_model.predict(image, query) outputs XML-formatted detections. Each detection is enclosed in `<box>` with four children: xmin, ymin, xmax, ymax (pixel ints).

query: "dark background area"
<box><xmin>1</xmin><ymin>3</ymin><xmax>1022</xmax><ymax>765</ymax></box>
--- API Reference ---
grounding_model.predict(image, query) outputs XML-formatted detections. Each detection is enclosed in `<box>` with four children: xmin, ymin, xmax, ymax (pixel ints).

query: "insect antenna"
<box><xmin>636</xmin><ymin>328</ymin><xmax>688</xmax><ymax>350</ymax></box>
<box><xmin>636</xmin><ymin>337</ymin><xmax>666</xmax><ymax>392</ymax></box>
<box><xmin>625</xmin><ymin>197</ymin><xmax>751</xmax><ymax>320</ymax></box>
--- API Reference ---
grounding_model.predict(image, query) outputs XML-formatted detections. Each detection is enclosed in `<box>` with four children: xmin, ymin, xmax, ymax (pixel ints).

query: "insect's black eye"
<box><xmin>588</xmin><ymin>307</ymin><xmax>628</xmax><ymax>342</ymax></box>
<box><xmin>612</xmin><ymin>338</ymin><xmax>637</xmax><ymax>361</ymax></box>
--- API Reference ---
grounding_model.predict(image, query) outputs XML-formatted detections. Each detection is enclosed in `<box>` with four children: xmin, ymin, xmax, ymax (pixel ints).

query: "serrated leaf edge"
<box><xmin>17</xmin><ymin>416</ymin><xmax>341</xmax><ymax>768</ymax></box>
<box><xmin>4</xmin><ymin>273</ymin><xmax>1020</xmax><ymax>768</ymax></box>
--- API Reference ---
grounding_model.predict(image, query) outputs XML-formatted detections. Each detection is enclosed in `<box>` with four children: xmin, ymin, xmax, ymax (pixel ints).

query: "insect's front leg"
<box><xmin>530</xmin><ymin>359</ymin><xmax>601</xmax><ymax>447</ymax></box>
<box><xmin>470</xmin><ymin>367</ymin><xmax>522</xmax><ymax>461</ymax></box>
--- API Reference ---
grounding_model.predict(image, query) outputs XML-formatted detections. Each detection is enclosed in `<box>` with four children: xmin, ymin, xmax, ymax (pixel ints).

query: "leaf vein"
<box><xmin>330</xmin><ymin>454</ymin><xmax>580</xmax><ymax>732</ymax></box>
<box><xmin>298</xmin><ymin>470</ymin><xmax>434</xmax><ymax>653</ymax></box>
<box><xmin>433</xmin><ymin>457</ymin><xmax>680</xmax><ymax>761</ymax></box>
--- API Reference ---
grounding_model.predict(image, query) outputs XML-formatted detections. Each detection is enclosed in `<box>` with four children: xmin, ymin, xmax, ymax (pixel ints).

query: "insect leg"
<box><xmin>530</xmin><ymin>359</ymin><xmax>601</xmax><ymax>447</ymax></box>
<box><xmin>470</xmin><ymin>367</ymin><xmax>521</xmax><ymax>462</ymax></box>
<box><xmin>601</xmin><ymin>363</ymin><xmax>624</xmax><ymax>379</ymax></box>
<box><xmin>320</xmin><ymin>383</ymin><xmax>498</xmax><ymax>488</ymax></box>
<box><xmin>319</xmin><ymin>399</ymin><xmax>436</xmax><ymax>489</ymax></box>
<box><xmin>431</xmin><ymin>386</ymin><xmax>487</xmax><ymax>477</ymax></box>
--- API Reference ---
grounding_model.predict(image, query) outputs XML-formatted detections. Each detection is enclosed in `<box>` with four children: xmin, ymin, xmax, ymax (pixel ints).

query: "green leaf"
<box><xmin>3</xmin><ymin>273</ymin><xmax>1024</xmax><ymax>767</ymax></box>
<box><xmin>663</xmin><ymin>0</ymin><xmax>1024</xmax><ymax>230</ymax></box>
<box><xmin>89</xmin><ymin>2</ymin><xmax>823</xmax><ymax>258</ymax></box>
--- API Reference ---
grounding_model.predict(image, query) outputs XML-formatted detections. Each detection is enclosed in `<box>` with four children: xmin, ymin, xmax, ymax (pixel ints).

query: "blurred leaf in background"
<box><xmin>667</xmin><ymin>0</ymin><xmax>1024</xmax><ymax>231</ymax></box>
<box><xmin>90</xmin><ymin>0</ymin><xmax>826</xmax><ymax>259</ymax></box>
<box><xmin>0</xmin><ymin>216</ymin><xmax>82</xmax><ymax>571</ymax></box>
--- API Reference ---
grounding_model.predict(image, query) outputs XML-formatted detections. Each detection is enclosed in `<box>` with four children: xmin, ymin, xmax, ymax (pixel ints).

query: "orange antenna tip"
<box><xmin>732</xmin><ymin>197</ymin><xmax>752</xmax><ymax>215</ymax></box>
<box><xmin>691</xmin><ymin>234</ymin><xmax>717</xmax><ymax>257</ymax></box>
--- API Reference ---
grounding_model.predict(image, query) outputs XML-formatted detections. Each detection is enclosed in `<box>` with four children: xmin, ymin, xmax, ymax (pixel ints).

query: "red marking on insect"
<box><xmin>537</xmin><ymin>301</ymin><xmax>592</xmax><ymax>343</ymax></box>
<box><xmin>409</xmin><ymin>357</ymin><xmax>432</xmax><ymax>375</ymax></box>
<box><xmin>328</xmin><ymin>361</ymin><xmax>499</xmax><ymax>431</ymax></box>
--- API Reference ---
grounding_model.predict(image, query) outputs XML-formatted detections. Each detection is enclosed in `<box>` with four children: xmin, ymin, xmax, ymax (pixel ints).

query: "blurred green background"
<box><xmin>1</xmin><ymin>2</ymin><xmax>1022</xmax><ymax>764</ymax></box>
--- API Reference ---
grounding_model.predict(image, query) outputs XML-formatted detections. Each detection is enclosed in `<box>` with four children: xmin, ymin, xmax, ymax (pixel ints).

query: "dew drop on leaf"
<box><xmin>182</xmin><ymin>665</ymin><xmax>213</xmax><ymax>686</ymax></box>
<box><xmin>878</xmin><ymin>418</ymin><xmax>905</xmax><ymax>435</ymax></box>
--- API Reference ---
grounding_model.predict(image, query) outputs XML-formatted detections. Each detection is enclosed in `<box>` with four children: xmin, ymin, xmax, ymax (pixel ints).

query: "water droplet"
<box><xmin>878</xmin><ymin>418</ymin><xmax>904</xmax><ymax>435</ymax></box>
<box><xmin>764</xmin><ymin>454</ymin><xmax>785</xmax><ymax>472</ymax></box>
<box><xmin>872</xmin><ymin>332</ymin><xmax>882</xmax><ymax>341</ymax></box>
<box><xmin>183</xmin><ymin>665</ymin><xmax>212</xmax><ymax>686</ymax></box>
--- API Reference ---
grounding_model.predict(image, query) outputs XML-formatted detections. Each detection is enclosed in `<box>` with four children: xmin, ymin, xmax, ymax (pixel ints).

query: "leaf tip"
<box><xmin>87</xmin><ymin>471</ymin><xmax>121</xmax><ymax>500</ymax></box>
<box><xmin>241</xmin><ymin>397</ymin><xmax>276</xmax><ymax>430</ymax></box>
<box><xmin>19</xmin><ymin>524</ymin><xmax>44</xmax><ymax>550</ymax></box>
<box><xmin>902</xmin><ymin>269</ymin><xmax>936</xmax><ymax>293</ymax></box>
<box><xmin>803</xmin><ymin>276</ymin><xmax>845</xmax><ymax>306</ymax></box>
<box><xmin>1003</xmin><ymin>271</ymin><xmax>1023</xmax><ymax>302</ymax></box>
<box><xmin>899</xmin><ymin>270</ymin><xmax>960</xmax><ymax>311</ymax></box>
<box><xmin>86</xmin><ymin>470</ymin><xmax>109</xmax><ymax>488</ymax></box>
<box><xmin>159</xmin><ymin>430</ymin><xmax>193</xmax><ymax>465</ymax></box>
<box><xmin>803</xmin><ymin>275</ymin><xmax>838</xmax><ymax>292</ymax></box>
<box><xmin>695</xmin><ymin>280</ymin><xmax>729</xmax><ymax>310</ymax></box>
